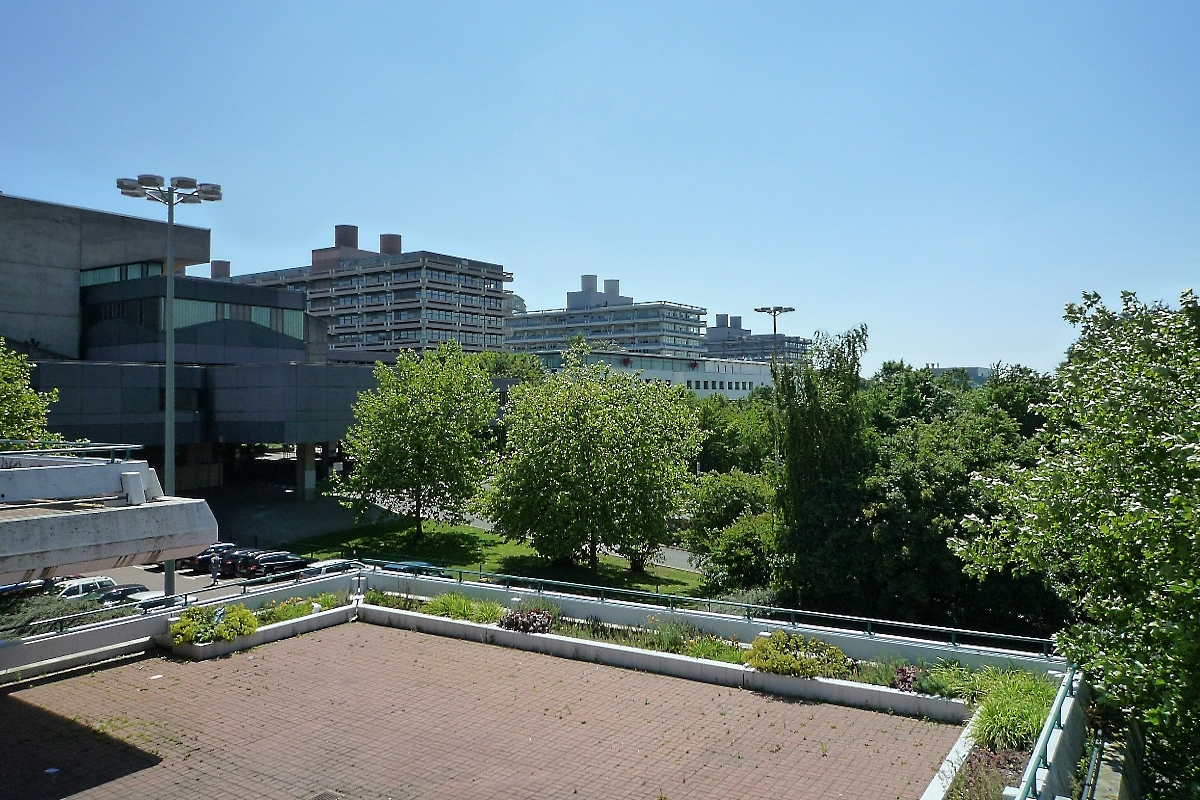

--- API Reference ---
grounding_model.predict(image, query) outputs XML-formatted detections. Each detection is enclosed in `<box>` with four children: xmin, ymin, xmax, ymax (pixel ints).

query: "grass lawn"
<box><xmin>293</xmin><ymin>519</ymin><xmax>704</xmax><ymax>596</ymax></box>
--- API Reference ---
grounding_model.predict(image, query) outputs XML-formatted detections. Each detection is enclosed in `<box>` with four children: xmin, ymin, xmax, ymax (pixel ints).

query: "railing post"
<box><xmin>600</xmin><ymin>588</ymin><xmax>605</xmax><ymax>604</ymax></box>
<box><xmin>866</xmin><ymin>620</ymin><xmax>873</xmax><ymax>636</ymax></box>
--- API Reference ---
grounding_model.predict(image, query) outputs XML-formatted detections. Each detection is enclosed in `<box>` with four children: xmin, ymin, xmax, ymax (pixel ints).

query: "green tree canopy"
<box><xmin>953</xmin><ymin>291</ymin><xmax>1200</xmax><ymax>794</ymax></box>
<box><xmin>472</xmin><ymin>350</ymin><xmax>546</xmax><ymax>384</ymax></box>
<box><xmin>483</xmin><ymin>346</ymin><xmax>702</xmax><ymax>572</ymax></box>
<box><xmin>331</xmin><ymin>342</ymin><xmax>497</xmax><ymax>538</ymax></box>
<box><xmin>689</xmin><ymin>391</ymin><xmax>774</xmax><ymax>474</ymax></box>
<box><xmin>0</xmin><ymin>337</ymin><xmax>59</xmax><ymax>444</ymax></box>
<box><xmin>684</xmin><ymin>469</ymin><xmax>774</xmax><ymax>557</ymax></box>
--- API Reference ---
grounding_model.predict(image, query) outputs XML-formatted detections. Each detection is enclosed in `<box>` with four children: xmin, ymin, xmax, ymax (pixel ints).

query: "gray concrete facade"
<box><xmin>0</xmin><ymin>194</ymin><xmax>209</xmax><ymax>358</ymax></box>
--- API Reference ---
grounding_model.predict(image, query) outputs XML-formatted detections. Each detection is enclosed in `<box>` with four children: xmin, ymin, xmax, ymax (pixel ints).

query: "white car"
<box><xmin>301</xmin><ymin>558</ymin><xmax>366</xmax><ymax>578</ymax></box>
<box><xmin>56</xmin><ymin>576</ymin><xmax>117</xmax><ymax>601</ymax></box>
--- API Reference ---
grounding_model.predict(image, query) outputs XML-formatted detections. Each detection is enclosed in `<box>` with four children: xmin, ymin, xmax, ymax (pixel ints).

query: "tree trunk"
<box><xmin>629</xmin><ymin>552</ymin><xmax>647</xmax><ymax>574</ymax></box>
<box><xmin>589</xmin><ymin>531</ymin><xmax>598</xmax><ymax>573</ymax></box>
<box><xmin>414</xmin><ymin>490</ymin><xmax>423</xmax><ymax>541</ymax></box>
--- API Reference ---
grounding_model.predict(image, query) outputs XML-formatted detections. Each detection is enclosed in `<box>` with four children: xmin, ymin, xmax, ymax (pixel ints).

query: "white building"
<box><xmin>535</xmin><ymin>350</ymin><xmax>772</xmax><ymax>399</ymax></box>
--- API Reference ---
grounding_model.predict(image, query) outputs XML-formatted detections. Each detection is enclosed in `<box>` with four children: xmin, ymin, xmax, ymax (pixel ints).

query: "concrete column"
<box><xmin>296</xmin><ymin>443</ymin><xmax>317</xmax><ymax>500</ymax></box>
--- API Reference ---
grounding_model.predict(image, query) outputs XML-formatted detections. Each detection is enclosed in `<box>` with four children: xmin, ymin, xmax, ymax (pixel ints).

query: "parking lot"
<box><xmin>5</xmin><ymin>622</ymin><xmax>962</xmax><ymax>800</ymax></box>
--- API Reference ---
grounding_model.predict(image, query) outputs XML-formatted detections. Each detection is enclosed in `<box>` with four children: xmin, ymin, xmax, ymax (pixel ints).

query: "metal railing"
<box><xmin>351</xmin><ymin>556</ymin><xmax>1056</xmax><ymax>656</ymax></box>
<box><xmin>1014</xmin><ymin>665</ymin><xmax>1079</xmax><ymax>800</ymax></box>
<box><xmin>0</xmin><ymin>565</ymin><xmax>339</xmax><ymax>639</ymax></box>
<box><xmin>0</xmin><ymin>439</ymin><xmax>143</xmax><ymax>462</ymax></box>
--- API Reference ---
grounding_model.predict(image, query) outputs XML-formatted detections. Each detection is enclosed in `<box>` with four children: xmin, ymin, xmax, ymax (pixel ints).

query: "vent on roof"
<box><xmin>309</xmin><ymin>792</ymin><xmax>343</xmax><ymax>800</ymax></box>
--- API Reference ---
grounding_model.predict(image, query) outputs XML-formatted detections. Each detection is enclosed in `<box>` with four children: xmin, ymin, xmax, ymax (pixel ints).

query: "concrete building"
<box><xmin>231</xmin><ymin>225</ymin><xmax>514</xmax><ymax>357</ymax></box>
<box><xmin>506</xmin><ymin>275</ymin><xmax>706</xmax><ymax>358</ymax></box>
<box><xmin>535</xmin><ymin>350</ymin><xmax>772</xmax><ymax>399</ymax></box>
<box><xmin>704</xmin><ymin>314</ymin><xmax>812</xmax><ymax>362</ymax></box>
<box><xmin>0</xmin><ymin>194</ymin><xmax>379</xmax><ymax>496</ymax></box>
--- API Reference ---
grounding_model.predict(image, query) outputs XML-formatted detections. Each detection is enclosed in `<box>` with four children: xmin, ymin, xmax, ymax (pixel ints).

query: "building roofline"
<box><xmin>0</xmin><ymin>193</ymin><xmax>210</xmax><ymax>235</ymax></box>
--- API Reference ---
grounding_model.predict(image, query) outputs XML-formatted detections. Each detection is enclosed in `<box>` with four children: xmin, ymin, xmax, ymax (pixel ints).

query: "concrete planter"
<box><xmin>357</xmin><ymin>603</ymin><xmax>969</xmax><ymax>722</ymax></box>
<box><xmin>155</xmin><ymin>604</ymin><xmax>356</xmax><ymax>661</ymax></box>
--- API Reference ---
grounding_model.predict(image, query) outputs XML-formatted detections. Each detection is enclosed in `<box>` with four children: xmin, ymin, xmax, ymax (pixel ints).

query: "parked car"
<box><xmin>219</xmin><ymin>548</ymin><xmax>267</xmax><ymax>577</ymax></box>
<box><xmin>301</xmin><ymin>558</ymin><xmax>366</xmax><ymax>578</ymax></box>
<box><xmin>0</xmin><ymin>579</ymin><xmax>48</xmax><ymax>598</ymax></box>
<box><xmin>179</xmin><ymin>543</ymin><xmax>237</xmax><ymax>571</ymax></box>
<box><xmin>56</xmin><ymin>577</ymin><xmax>117</xmax><ymax>601</ymax></box>
<box><xmin>242</xmin><ymin>552</ymin><xmax>309</xmax><ymax>580</ymax></box>
<box><xmin>235</xmin><ymin>549</ymin><xmax>288</xmax><ymax>578</ymax></box>
<box><xmin>95</xmin><ymin>584</ymin><xmax>149</xmax><ymax>606</ymax></box>
<box><xmin>382</xmin><ymin>561</ymin><xmax>448</xmax><ymax>578</ymax></box>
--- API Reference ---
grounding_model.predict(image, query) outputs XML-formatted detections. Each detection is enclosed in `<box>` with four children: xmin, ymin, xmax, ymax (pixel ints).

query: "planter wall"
<box><xmin>155</xmin><ymin>604</ymin><xmax>356</xmax><ymax>661</ymax></box>
<box><xmin>357</xmin><ymin>603</ymin><xmax>970</xmax><ymax>723</ymax></box>
<box><xmin>363</xmin><ymin>572</ymin><xmax>1063</xmax><ymax>675</ymax></box>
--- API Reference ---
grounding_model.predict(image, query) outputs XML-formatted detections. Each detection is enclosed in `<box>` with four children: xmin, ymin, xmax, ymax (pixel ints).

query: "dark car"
<box><xmin>382</xmin><ymin>561</ymin><xmax>448</xmax><ymax>578</ymax></box>
<box><xmin>243</xmin><ymin>552</ymin><xmax>309</xmax><ymax>580</ymax></box>
<box><xmin>219</xmin><ymin>548</ymin><xmax>267</xmax><ymax>577</ymax></box>
<box><xmin>179</xmin><ymin>543</ymin><xmax>237</xmax><ymax>572</ymax></box>
<box><xmin>95</xmin><ymin>584</ymin><xmax>149</xmax><ymax>605</ymax></box>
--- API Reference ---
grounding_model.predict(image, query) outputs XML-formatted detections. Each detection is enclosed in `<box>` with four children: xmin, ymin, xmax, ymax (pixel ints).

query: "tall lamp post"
<box><xmin>754</xmin><ymin>305</ymin><xmax>794</xmax><ymax>471</ymax></box>
<box><xmin>117</xmin><ymin>175</ymin><xmax>221</xmax><ymax>596</ymax></box>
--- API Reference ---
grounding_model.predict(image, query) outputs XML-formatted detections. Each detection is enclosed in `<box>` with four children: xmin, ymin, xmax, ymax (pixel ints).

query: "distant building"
<box><xmin>506</xmin><ymin>275</ymin><xmax>706</xmax><ymax>359</ymax></box>
<box><xmin>534</xmin><ymin>350</ymin><xmax>772</xmax><ymax>399</ymax></box>
<box><xmin>232</xmin><ymin>225</ymin><xmax>513</xmax><ymax>357</ymax></box>
<box><xmin>704</xmin><ymin>314</ymin><xmax>811</xmax><ymax>362</ymax></box>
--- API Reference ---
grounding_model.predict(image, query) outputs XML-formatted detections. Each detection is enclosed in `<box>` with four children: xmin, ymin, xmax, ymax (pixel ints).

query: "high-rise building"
<box><xmin>505</xmin><ymin>275</ymin><xmax>706</xmax><ymax>358</ymax></box>
<box><xmin>232</xmin><ymin>225</ymin><xmax>514</xmax><ymax>356</ymax></box>
<box><xmin>704</xmin><ymin>313</ymin><xmax>811</xmax><ymax>362</ymax></box>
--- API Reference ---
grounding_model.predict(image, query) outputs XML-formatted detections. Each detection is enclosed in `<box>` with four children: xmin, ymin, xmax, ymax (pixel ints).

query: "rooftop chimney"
<box><xmin>379</xmin><ymin>233</ymin><xmax>402</xmax><ymax>255</ymax></box>
<box><xmin>730</xmin><ymin>315</ymin><xmax>742</xmax><ymax>330</ymax></box>
<box><xmin>210</xmin><ymin>260</ymin><xmax>231</xmax><ymax>280</ymax></box>
<box><xmin>334</xmin><ymin>225</ymin><xmax>359</xmax><ymax>249</ymax></box>
<box><xmin>716</xmin><ymin>314</ymin><xmax>729</xmax><ymax>328</ymax></box>
<box><xmin>581</xmin><ymin>274</ymin><xmax>598</xmax><ymax>292</ymax></box>
<box><xmin>604</xmin><ymin>279</ymin><xmax>620</xmax><ymax>295</ymax></box>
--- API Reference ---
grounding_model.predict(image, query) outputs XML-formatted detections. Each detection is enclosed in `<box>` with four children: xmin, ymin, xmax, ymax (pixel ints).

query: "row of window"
<box><xmin>510</xmin><ymin>310</ymin><xmax>703</xmax><ymax>327</ymax></box>
<box><xmin>686</xmin><ymin>380</ymin><xmax>759</xmax><ymax>391</ymax></box>
<box><xmin>332</xmin><ymin>290</ymin><xmax>506</xmax><ymax>310</ymax></box>
<box><xmin>80</xmin><ymin>262</ymin><xmax>164</xmax><ymax>286</ymax></box>
<box><xmin>334</xmin><ymin>330</ymin><xmax>503</xmax><ymax>347</ymax></box>
<box><xmin>330</xmin><ymin>269</ymin><xmax>504</xmax><ymax>291</ymax></box>
<box><xmin>83</xmin><ymin>298</ymin><xmax>305</xmax><ymax>339</ymax></box>
<box><xmin>334</xmin><ymin>309</ymin><xmax>499</xmax><ymax>328</ymax></box>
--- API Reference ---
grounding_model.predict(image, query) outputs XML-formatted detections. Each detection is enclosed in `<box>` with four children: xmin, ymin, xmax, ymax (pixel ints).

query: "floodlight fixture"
<box><xmin>170</xmin><ymin>176</ymin><xmax>198</xmax><ymax>190</ymax></box>
<box><xmin>137</xmin><ymin>174</ymin><xmax>165</xmax><ymax>188</ymax></box>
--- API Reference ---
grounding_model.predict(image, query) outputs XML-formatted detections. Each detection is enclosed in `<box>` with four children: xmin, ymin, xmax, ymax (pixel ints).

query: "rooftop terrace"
<box><xmin>6</xmin><ymin>622</ymin><xmax>961</xmax><ymax>800</ymax></box>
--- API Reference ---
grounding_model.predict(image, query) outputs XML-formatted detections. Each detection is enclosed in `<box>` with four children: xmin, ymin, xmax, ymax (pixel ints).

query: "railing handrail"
<box><xmin>352</xmin><ymin>556</ymin><xmax>1055</xmax><ymax>655</ymax></box>
<box><xmin>1015</xmin><ymin>665</ymin><xmax>1078</xmax><ymax>800</ymax></box>
<box><xmin>0</xmin><ymin>439</ymin><xmax>143</xmax><ymax>462</ymax></box>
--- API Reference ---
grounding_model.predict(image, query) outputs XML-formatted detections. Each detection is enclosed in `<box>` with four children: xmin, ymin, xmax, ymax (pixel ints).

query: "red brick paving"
<box><xmin>3</xmin><ymin>622</ymin><xmax>962</xmax><ymax>800</ymax></box>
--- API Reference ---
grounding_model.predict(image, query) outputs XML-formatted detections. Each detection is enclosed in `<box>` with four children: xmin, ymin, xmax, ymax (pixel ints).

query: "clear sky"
<box><xmin>2</xmin><ymin>2</ymin><xmax>1196</xmax><ymax>373</ymax></box>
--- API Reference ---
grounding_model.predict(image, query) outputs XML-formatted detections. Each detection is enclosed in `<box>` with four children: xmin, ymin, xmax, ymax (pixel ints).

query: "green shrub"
<box><xmin>682</xmin><ymin>635</ymin><xmax>746</xmax><ymax>664</ymax></box>
<box><xmin>254</xmin><ymin>598</ymin><xmax>314</xmax><ymax>625</ymax></box>
<box><xmin>215</xmin><ymin>604</ymin><xmax>258</xmax><ymax>641</ymax></box>
<box><xmin>315</xmin><ymin>591</ymin><xmax>349</xmax><ymax>611</ymax></box>
<box><xmin>499</xmin><ymin>608</ymin><xmax>555</xmax><ymax>633</ymax></box>
<box><xmin>745</xmin><ymin>631</ymin><xmax>854</xmax><ymax>679</ymax></box>
<box><xmin>971</xmin><ymin>671</ymin><xmax>1058</xmax><ymax>751</ymax></box>
<box><xmin>515</xmin><ymin>597</ymin><xmax>562</xmax><ymax>621</ymax></box>
<box><xmin>170</xmin><ymin>603</ymin><xmax>259</xmax><ymax>644</ymax></box>
<box><xmin>170</xmin><ymin>606</ymin><xmax>218</xmax><ymax>645</ymax></box>
<box><xmin>854</xmin><ymin>655</ymin><xmax>907</xmax><ymax>687</ymax></box>
<box><xmin>424</xmin><ymin>593</ymin><xmax>477</xmax><ymax>620</ymax></box>
<box><xmin>363</xmin><ymin>588</ymin><xmax>422</xmax><ymax>611</ymax></box>
<box><xmin>686</xmin><ymin>469</ymin><xmax>774</xmax><ymax>554</ymax></box>
<box><xmin>470</xmin><ymin>600</ymin><xmax>504</xmax><ymax>624</ymax></box>
<box><xmin>700</xmin><ymin>512</ymin><xmax>778</xmax><ymax>593</ymax></box>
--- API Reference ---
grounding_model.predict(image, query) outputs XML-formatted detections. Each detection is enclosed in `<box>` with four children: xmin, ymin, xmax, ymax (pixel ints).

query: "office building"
<box><xmin>535</xmin><ymin>349</ymin><xmax>772</xmax><ymax>399</ymax></box>
<box><xmin>232</xmin><ymin>225</ymin><xmax>514</xmax><ymax>357</ymax></box>
<box><xmin>704</xmin><ymin>313</ymin><xmax>811</xmax><ymax>362</ymax></box>
<box><xmin>506</xmin><ymin>275</ymin><xmax>706</xmax><ymax>358</ymax></box>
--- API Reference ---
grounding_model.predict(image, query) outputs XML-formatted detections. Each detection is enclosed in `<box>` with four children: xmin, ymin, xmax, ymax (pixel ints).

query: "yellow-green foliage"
<box><xmin>971</xmin><ymin>670</ymin><xmax>1059</xmax><ymax>751</ymax></box>
<box><xmin>745</xmin><ymin>630</ymin><xmax>854</xmax><ymax>679</ymax></box>
<box><xmin>424</xmin><ymin>592</ymin><xmax>502</xmax><ymax>624</ymax></box>
<box><xmin>170</xmin><ymin>603</ymin><xmax>259</xmax><ymax>644</ymax></box>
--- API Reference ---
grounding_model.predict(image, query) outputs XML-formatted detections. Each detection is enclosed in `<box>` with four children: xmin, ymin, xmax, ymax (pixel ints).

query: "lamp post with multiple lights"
<box><xmin>117</xmin><ymin>175</ymin><xmax>221</xmax><ymax>596</ymax></box>
<box><xmin>754</xmin><ymin>305</ymin><xmax>795</xmax><ymax>471</ymax></box>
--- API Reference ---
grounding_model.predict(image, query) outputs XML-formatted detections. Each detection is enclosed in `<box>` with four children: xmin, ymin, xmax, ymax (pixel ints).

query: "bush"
<box><xmin>685</xmin><ymin>470</ymin><xmax>774</xmax><ymax>555</ymax></box>
<box><xmin>255</xmin><ymin>598</ymin><xmax>317</xmax><ymax>626</ymax></box>
<box><xmin>745</xmin><ymin>631</ymin><xmax>854</xmax><ymax>679</ymax></box>
<box><xmin>971</xmin><ymin>671</ymin><xmax>1058</xmax><ymax>751</ymax></box>
<box><xmin>170</xmin><ymin>603</ymin><xmax>258</xmax><ymax>644</ymax></box>
<box><xmin>423</xmin><ymin>592</ymin><xmax>503</xmax><ymax>624</ymax></box>
<box><xmin>363</xmin><ymin>588</ymin><xmax>422</xmax><ymax>611</ymax></box>
<box><xmin>700</xmin><ymin>513</ymin><xmax>778</xmax><ymax>593</ymax></box>
<box><xmin>499</xmin><ymin>608</ymin><xmax>554</xmax><ymax>633</ymax></box>
<box><xmin>514</xmin><ymin>597</ymin><xmax>562</xmax><ymax>622</ymax></box>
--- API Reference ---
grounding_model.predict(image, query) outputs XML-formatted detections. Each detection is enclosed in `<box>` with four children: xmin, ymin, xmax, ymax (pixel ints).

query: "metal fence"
<box><xmin>0</xmin><ymin>439</ymin><xmax>143</xmax><ymax>462</ymax></box>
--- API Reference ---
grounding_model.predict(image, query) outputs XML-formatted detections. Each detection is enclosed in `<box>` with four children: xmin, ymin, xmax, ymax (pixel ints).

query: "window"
<box><xmin>703</xmin><ymin>381</ymin><xmax>709</xmax><ymax>389</ymax></box>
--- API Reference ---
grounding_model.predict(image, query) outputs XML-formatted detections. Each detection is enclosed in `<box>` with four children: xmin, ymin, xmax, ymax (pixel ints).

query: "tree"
<box><xmin>472</xmin><ymin>351</ymin><xmax>545</xmax><ymax>384</ymax></box>
<box><xmin>484</xmin><ymin>346</ymin><xmax>702</xmax><ymax>572</ymax></box>
<box><xmin>691</xmin><ymin>392</ymin><xmax>773</xmax><ymax>473</ymax></box>
<box><xmin>331</xmin><ymin>342</ymin><xmax>497</xmax><ymax>538</ymax></box>
<box><xmin>700</xmin><ymin>512</ymin><xmax>779</xmax><ymax>594</ymax></box>
<box><xmin>684</xmin><ymin>469</ymin><xmax>774</xmax><ymax>557</ymax></box>
<box><xmin>0</xmin><ymin>337</ymin><xmax>59</xmax><ymax>444</ymax></box>
<box><xmin>953</xmin><ymin>291</ymin><xmax>1200</xmax><ymax>795</ymax></box>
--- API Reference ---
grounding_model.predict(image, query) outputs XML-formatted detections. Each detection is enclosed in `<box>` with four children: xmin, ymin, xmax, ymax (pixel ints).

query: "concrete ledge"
<box><xmin>921</xmin><ymin>710</ymin><xmax>980</xmax><ymax>800</ymax></box>
<box><xmin>0</xmin><ymin>637</ymin><xmax>154</xmax><ymax>684</ymax></box>
<box><xmin>157</xmin><ymin>604</ymin><xmax>356</xmax><ymax>661</ymax></box>
<box><xmin>0</xmin><ymin>612</ymin><xmax>169</xmax><ymax>678</ymax></box>
<box><xmin>357</xmin><ymin>603</ymin><xmax>969</xmax><ymax>721</ymax></box>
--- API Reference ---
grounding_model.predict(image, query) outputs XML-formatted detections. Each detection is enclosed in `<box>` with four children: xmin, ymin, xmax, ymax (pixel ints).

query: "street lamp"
<box><xmin>754</xmin><ymin>305</ymin><xmax>794</xmax><ymax>473</ymax></box>
<box><xmin>117</xmin><ymin>174</ymin><xmax>221</xmax><ymax>596</ymax></box>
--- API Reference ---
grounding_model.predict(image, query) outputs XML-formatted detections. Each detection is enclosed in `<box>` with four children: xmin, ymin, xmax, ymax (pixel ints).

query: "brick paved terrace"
<box><xmin>3</xmin><ymin>623</ymin><xmax>963</xmax><ymax>800</ymax></box>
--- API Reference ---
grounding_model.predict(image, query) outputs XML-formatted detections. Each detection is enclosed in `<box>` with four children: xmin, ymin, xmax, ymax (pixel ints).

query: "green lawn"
<box><xmin>294</xmin><ymin>519</ymin><xmax>704</xmax><ymax>596</ymax></box>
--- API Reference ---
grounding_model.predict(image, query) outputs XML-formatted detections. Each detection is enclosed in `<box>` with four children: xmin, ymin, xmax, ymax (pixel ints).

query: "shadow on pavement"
<box><xmin>0</xmin><ymin>693</ymin><xmax>161</xmax><ymax>799</ymax></box>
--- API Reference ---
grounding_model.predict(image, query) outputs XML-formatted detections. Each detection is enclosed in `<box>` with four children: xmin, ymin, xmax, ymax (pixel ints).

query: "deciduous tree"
<box><xmin>0</xmin><ymin>337</ymin><xmax>58</xmax><ymax>444</ymax></box>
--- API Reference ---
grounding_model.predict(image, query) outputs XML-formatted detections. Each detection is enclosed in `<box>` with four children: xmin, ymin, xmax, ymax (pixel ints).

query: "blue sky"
<box><xmin>2</xmin><ymin>2</ymin><xmax>1196</xmax><ymax>373</ymax></box>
